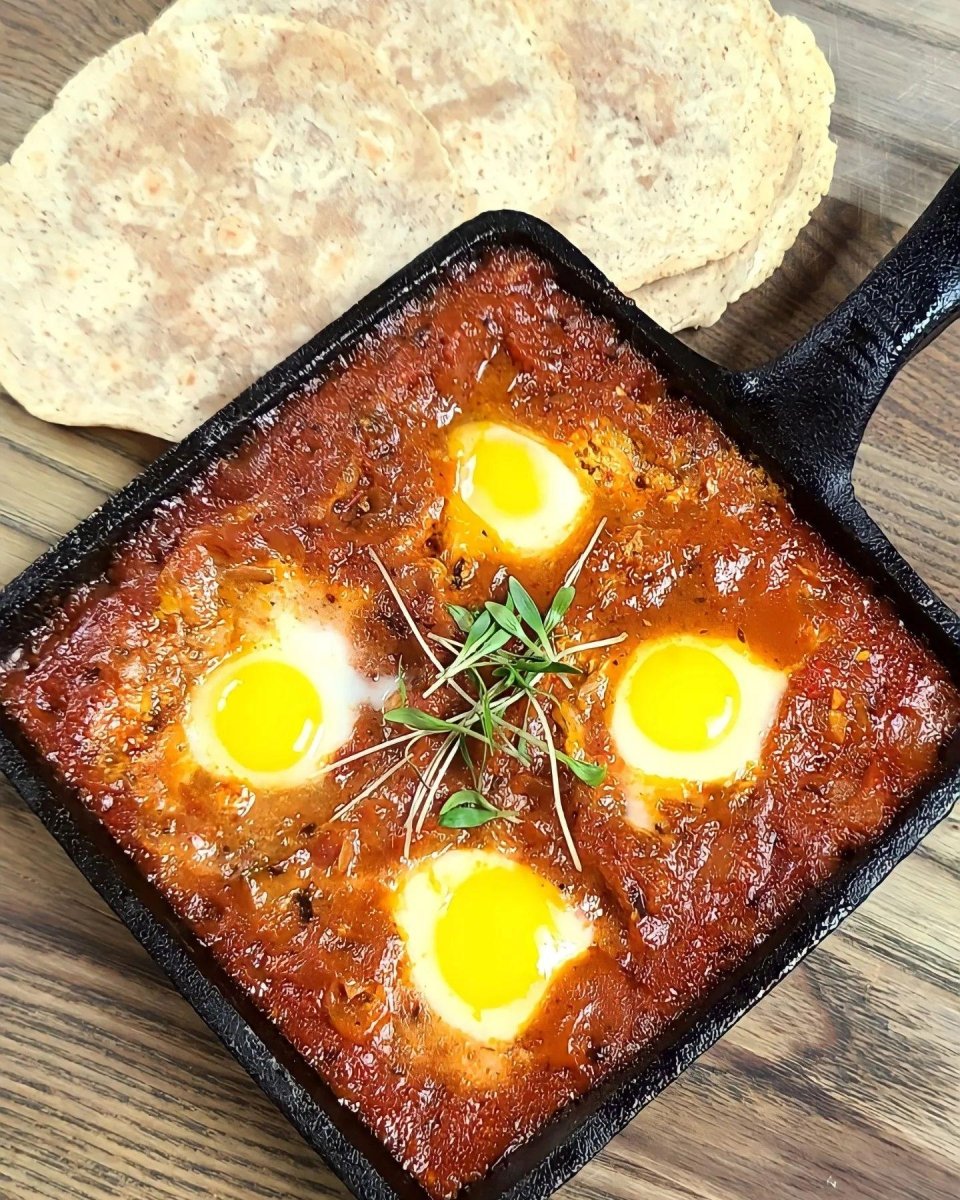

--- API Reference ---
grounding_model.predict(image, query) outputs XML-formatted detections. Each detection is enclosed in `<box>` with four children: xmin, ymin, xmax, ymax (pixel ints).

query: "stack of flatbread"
<box><xmin>0</xmin><ymin>0</ymin><xmax>834</xmax><ymax>440</ymax></box>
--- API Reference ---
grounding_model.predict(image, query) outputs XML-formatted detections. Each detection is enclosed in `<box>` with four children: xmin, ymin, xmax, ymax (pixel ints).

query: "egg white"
<box><xmin>185</xmin><ymin>611</ymin><xmax>393</xmax><ymax>790</ymax></box>
<box><xmin>448</xmin><ymin>421</ymin><xmax>590</xmax><ymax>557</ymax></box>
<box><xmin>393</xmin><ymin>848</ymin><xmax>592</xmax><ymax>1044</ymax></box>
<box><xmin>609</xmin><ymin>636</ymin><xmax>788</xmax><ymax>788</ymax></box>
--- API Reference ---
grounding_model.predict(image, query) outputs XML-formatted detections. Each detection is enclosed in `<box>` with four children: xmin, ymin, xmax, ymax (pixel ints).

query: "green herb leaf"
<box><xmin>458</xmin><ymin>735</ymin><xmax>478</xmax><ymax>782</ymax></box>
<box><xmin>439</xmin><ymin>788</ymin><xmax>495</xmax><ymax>815</ymax></box>
<box><xmin>385</xmin><ymin>707</ymin><xmax>462</xmax><ymax>733</ymax></box>
<box><xmin>480</xmin><ymin>688</ymin><xmax>495</xmax><ymax>746</ymax></box>
<box><xmin>470</xmin><ymin>627</ymin><xmax>513</xmax><ymax>659</ymax></box>
<box><xmin>484</xmin><ymin>600</ymin><xmax>525</xmax><ymax>636</ymax></box>
<box><xmin>438</xmin><ymin>789</ymin><xmax>518</xmax><ymax>828</ymax></box>
<box><xmin>557</xmin><ymin>753</ymin><xmax>607</xmax><ymax>786</ymax></box>
<box><xmin>439</xmin><ymin>627</ymin><xmax>512</xmax><ymax>683</ymax></box>
<box><xmin>447</xmin><ymin>603</ymin><xmax>476</xmax><ymax>633</ymax></box>
<box><xmin>396</xmin><ymin>663</ymin><xmax>408</xmax><ymax>707</ymax></box>
<box><xmin>492</xmin><ymin>664</ymin><xmax>528</xmax><ymax>695</ymax></box>
<box><xmin>508</xmin><ymin>577</ymin><xmax>549</xmax><ymax>647</ymax></box>
<box><xmin>460</xmin><ymin>608</ymin><xmax>493</xmax><ymax>653</ymax></box>
<box><xmin>485</xmin><ymin>601</ymin><xmax>537</xmax><ymax>648</ymax></box>
<box><xmin>544</xmin><ymin>585</ymin><xmax>576</xmax><ymax>633</ymax></box>
<box><xmin>509</xmin><ymin>657</ymin><xmax>583</xmax><ymax>677</ymax></box>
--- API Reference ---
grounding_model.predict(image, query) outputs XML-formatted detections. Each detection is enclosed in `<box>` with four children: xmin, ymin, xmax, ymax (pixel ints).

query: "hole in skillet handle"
<box><xmin>724</xmin><ymin>165</ymin><xmax>960</xmax><ymax>506</ymax></box>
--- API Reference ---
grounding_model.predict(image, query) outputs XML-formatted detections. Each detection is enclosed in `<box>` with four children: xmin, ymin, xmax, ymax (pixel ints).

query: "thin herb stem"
<box><xmin>427</xmin><ymin>633</ymin><xmax>463</xmax><ymax>653</ymax></box>
<box><xmin>557</xmin><ymin>632</ymin><xmax>628</xmax><ymax>659</ymax></box>
<box><xmin>563</xmin><ymin>516</ymin><xmax>606</xmax><ymax>589</ymax></box>
<box><xmin>495</xmin><ymin>715</ymin><xmax>561</xmax><ymax>760</ymax></box>
<box><xmin>369</xmin><ymin>549</ymin><xmax>474</xmax><ymax>706</ymax></box>
<box><xmin>407</xmin><ymin>735</ymin><xmax>459</xmax><ymax>854</ymax></box>
<box><xmin>528</xmin><ymin>691</ymin><xmax>582</xmax><ymax>871</ymax></box>
<box><xmin>414</xmin><ymin>737</ymin><xmax>461</xmax><ymax>836</ymax></box>
<box><xmin>319</xmin><ymin>727</ymin><xmax>422</xmax><ymax>775</ymax></box>
<box><xmin>332</xmin><ymin>750</ymin><xmax>418</xmax><ymax>821</ymax></box>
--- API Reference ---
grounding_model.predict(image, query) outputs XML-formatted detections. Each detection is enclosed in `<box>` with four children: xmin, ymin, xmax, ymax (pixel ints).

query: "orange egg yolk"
<box><xmin>433</xmin><ymin>864</ymin><xmax>559</xmax><ymax>1013</ymax></box>
<box><xmin>457</xmin><ymin>429</ymin><xmax>545</xmax><ymax>520</ymax></box>
<box><xmin>626</xmin><ymin>642</ymin><xmax>740</xmax><ymax>753</ymax></box>
<box><xmin>212</xmin><ymin>657</ymin><xmax>323</xmax><ymax>774</ymax></box>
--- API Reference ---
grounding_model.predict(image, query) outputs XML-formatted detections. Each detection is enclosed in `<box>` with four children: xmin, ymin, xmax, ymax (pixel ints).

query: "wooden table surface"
<box><xmin>1</xmin><ymin>3</ymin><xmax>958</xmax><ymax>1199</ymax></box>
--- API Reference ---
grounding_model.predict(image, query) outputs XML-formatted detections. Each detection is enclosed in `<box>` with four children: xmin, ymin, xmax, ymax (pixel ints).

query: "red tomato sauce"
<box><xmin>1</xmin><ymin>250</ymin><xmax>957</xmax><ymax>1196</ymax></box>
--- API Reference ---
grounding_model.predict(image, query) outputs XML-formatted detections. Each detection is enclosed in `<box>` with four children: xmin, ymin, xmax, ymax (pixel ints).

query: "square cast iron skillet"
<box><xmin>2</xmin><ymin>167</ymin><xmax>960</xmax><ymax>1200</ymax></box>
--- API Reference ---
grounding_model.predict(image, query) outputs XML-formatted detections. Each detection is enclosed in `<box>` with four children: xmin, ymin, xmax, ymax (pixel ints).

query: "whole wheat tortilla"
<box><xmin>633</xmin><ymin>15</ymin><xmax>836</xmax><ymax>331</ymax></box>
<box><xmin>154</xmin><ymin>0</ymin><xmax>578</xmax><ymax>215</ymax></box>
<box><xmin>0</xmin><ymin>18</ymin><xmax>473</xmax><ymax>440</ymax></box>
<box><xmin>523</xmin><ymin>0</ymin><xmax>800</xmax><ymax>292</ymax></box>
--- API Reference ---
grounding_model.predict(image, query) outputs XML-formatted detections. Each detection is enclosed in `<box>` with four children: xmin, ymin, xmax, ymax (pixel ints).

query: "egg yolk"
<box><xmin>433</xmin><ymin>864</ymin><xmax>558</xmax><ymax>1014</ymax></box>
<box><xmin>458</xmin><ymin>430</ymin><xmax>545</xmax><ymax>520</ymax></box>
<box><xmin>626</xmin><ymin>642</ymin><xmax>740</xmax><ymax>753</ymax></box>
<box><xmin>212</xmin><ymin>657</ymin><xmax>323</xmax><ymax>774</ymax></box>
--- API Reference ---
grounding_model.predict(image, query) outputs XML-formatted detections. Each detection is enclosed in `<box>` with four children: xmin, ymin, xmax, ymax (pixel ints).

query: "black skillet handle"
<box><xmin>728</xmin><ymin>165</ymin><xmax>960</xmax><ymax>500</ymax></box>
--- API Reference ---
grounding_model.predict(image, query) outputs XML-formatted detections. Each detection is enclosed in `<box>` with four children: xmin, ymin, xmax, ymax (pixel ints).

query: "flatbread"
<box><xmin>633</xmin><ymin>15</ymin><xmax>836</xmax><ymax>330</ymax></box>
<box><xmin>523</xmin><ymin>0</ymin><xmax>800</xmax><ymax>291</ymax></box>
<box><xmin>153</xmin><ymin>0</ymin><xmax>578</xmax><ymax>214</ymax></box>
<box><xmin>0</xmin><ymin>18</ymin><xmax>473</xmax><ymax>440</ymax></box>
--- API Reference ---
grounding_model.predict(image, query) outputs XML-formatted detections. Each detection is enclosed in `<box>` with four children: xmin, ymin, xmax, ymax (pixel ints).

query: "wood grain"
<box><xmin>0</xmin><ymin>3</ymin><xmax>957</xmax><ymax>1200</ymax></box>
<box><xmin>783</xmin><ymin>0</ymin><xmax>960</xmax><ymax>225</ymax></box>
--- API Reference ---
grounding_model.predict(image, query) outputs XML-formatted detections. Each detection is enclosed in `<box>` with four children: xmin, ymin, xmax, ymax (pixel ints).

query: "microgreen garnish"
<box><xmin>438</xmin><ymin>789</ymin><xmax>521</xmax><ymax>829</ymax></box>
<box><xmin>329</xmin><ymin>520</ymin><xmax>625</xmax><ymax>867</ymax></box>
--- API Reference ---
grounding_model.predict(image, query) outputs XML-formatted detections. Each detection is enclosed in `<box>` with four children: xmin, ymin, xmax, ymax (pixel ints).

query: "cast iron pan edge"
<box><xmin>0</xmin><ymin>168</ymin><xmax>959</xmax><ymax>1200</ymax></box>
<box><xmin>469</xmin><ymin>165</ymin><xmax>960</xmax><ymax>1199</ymax></box>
